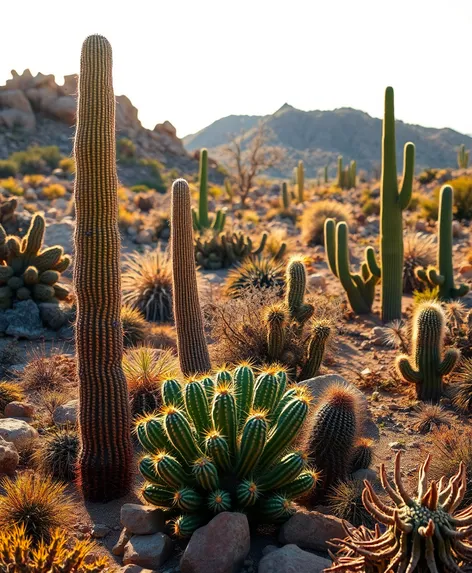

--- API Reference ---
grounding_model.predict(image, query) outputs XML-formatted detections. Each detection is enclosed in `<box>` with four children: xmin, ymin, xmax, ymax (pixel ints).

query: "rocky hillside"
<box><xmin>0</xmin><ymin>69</ymin><xmax>199</xmax><ymax>181</ymax></box>
<box><xmin>184</xmin><ymin>103</ymin><xmax>472</xmax><ymax>177</ymax></box>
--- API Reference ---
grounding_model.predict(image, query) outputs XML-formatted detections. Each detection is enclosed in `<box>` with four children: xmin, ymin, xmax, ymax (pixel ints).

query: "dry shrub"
<box><xmin>145</xmin><ymin>324</ymin><xmax>178</xmax><ymax>351</ymax></box>
<box><xmin>327</xmin><ymin>480</ymin><xmax>376</xmax><ymax>528</ymax></box>
<box><xmin>0</xmin><ymin>381</ymin><xmax>24</xmax><ymax>413</ymax></box>
<box><xmin>122</xmin><ymin>305</ymin><xmax>149</xmax><ymax>347</ymax></box>
<box><xmin>403</xmin><ymin>232</ymin><xmax>435</xmax><ymax>293</ymax></box>
<box><xmin>301</xmin><ymin>200</ymin><xmax>353</xmax><ymax>246</ymax></box>
<box><xmin>413</xmin><ymin>403</ymin><xmax>452</xmax><ymax>434</ymax></box>
<box><xmin>21</xmin><ymin>352</ymin><xmax>75</xmax><ymax>392</ymax></box>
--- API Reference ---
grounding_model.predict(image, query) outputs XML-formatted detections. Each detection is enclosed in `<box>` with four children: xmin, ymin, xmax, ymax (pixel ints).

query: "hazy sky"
<box><xmin>2</xmin><ymin>0</ymin><xmax>471</xmax><ymax>138</ymax></box>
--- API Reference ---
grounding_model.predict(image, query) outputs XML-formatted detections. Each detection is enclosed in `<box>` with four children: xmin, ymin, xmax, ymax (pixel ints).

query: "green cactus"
<box><xmin>265</xmin><ymin>304</ymin><xmax>287</xmax><ymax>360</ymax></box>
<box><xmin>285</xmin><ymin>256</ymin><xmax>314</xmax><ymax>325</ymax></box>
<box><xmin>324</xmin><ymin>219</ymin><xmax>379</xmax><ymax>314</ymax></box>
<box><xmin>192</xmin><ymin>149</ymin><xmax>226</xmax><ymax>233</ymax></box>
<box><xmin>297</xmin><ymin>160</ymin><xmax>304</xmax><ymax>203</ymax></box>
<box><xmin>367</xmin><ymin>87</ymin><xmax>415</xmax><ymax>322</ymax></box>
<box><xmin>337</xmin><ymin>156</ymin><xmax>343</xmax><ymax>188</ymax></box>
<box><xmin>136</xmin><ymin>365</ymin><xmax>315</xmax><ymax>537</ymax></box>
<box><xmin>349</xmin><ymin>160</ymin><xmax>356</xmax><ymax>188</ymax></box>
<box><xmin>350</xmin><ymin>438</ymin><xmax>373</xmax><ymax>473</ymax></box>
<box><xmin>298</xmin><ymin>320</ymin><xmax>331</xmax><ymax>381</ymax></box>
<box><xmin>416</xmin><ymin>185</ymin><xmax>468</xmax><ymax>300</ymax></box>
<box><xmin>396</xmin><ymin>301</ymin><xmax>460</xmax><ymax>402</ymax></box>
<box><xmin>281</xmin><ymin>182</ymin><xmax>290</xmax><ymax>210</ymax></box>
<box><xmin>324</xmin><ymin>165</ymin><xmax>329</xmax><ymax>184</ymax></box>
<box><xmin>458</xmin><ymin>143</ymin><xmax>470</xmax><ymax>169</ymax></box>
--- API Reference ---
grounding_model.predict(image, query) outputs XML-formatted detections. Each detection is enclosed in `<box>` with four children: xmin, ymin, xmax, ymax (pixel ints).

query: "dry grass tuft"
<box><xmin>326</xmin><ymin>480</ymin><xmax>376</xmax><ymax>528</ymax></box>
<box><xmin>413</xmin><ymin>403</ymin><xmax>452</xmax><ymax>434</ymax></box>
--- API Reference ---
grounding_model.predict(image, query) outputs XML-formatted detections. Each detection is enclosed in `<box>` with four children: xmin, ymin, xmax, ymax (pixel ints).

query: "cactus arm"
<box><xmin>438</xmin><ymin>348</ymin><xmax>460</xmax><ymax>376</ymax></box>
<box><xmin>451</xmin><ymin>284</ymin><xmax>469</xmax><ymax>298</ymax></box>
<box><xmin>198</xmin><ymin>148</ymin><xmax>209</xmax><ymax>228</ymax></box>
<box><xmin>324</xmin><ymin>218</ymin><xmax>338</xmax><ymax>278</ymax></box>
<box><xmin>253</xmin><ymin>233</ymin><xmax>267</xmax><ymax>256</ymax></box>
<box><xmin>192</xmin><ymin>208</ymin><xmax>200</xmax><ymax>231</ymax></box>
<box><xmin>398</xmin><ymin>142</ymin><xmax>415</xmax><ymax>210</ymax></box>
<box><xmin>396</xmin><ymin>356</ymin><xmax>422</xmax><ymax>384</ymax></box>
<box><xmin>427</xmin><ymin>267</ymin><xmax>445</xmax><ymax>286</ymax></box>
<box><xmin>366</xmin><ymin>247</ymin><xmax>381</xmax><ymax>278</ymax></box>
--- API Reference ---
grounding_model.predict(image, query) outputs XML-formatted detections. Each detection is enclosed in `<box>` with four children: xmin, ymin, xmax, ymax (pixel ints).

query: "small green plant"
<box><xmin>458</xmin><ymin>144</ymin><xmax>470</xmax><ymax>169</ymax></box>
<box><xmin>192</xmin><ymin>148</ymin><xmax>226</xmax><ymax>233</ymax></box>
<box><xmin>0</xmin><ymin>177</ymin><xmax>24</xmax><ymax>196</ymax></box>
<box><xmin>138</xmin><ymin>158</ymin><xmax>167</xmax><ymax>192</ymax></box>
<box><xmin>0</xmin><ymin>160</ymin><xmax>17</xmax><ymax>178</ymax></box>
<box><xmin>117</xmin><ymin>137</ymin><xmax>137</xmax><ymax>163</ymax></box>
<box><xmin>403</xmin><ymin>232</ymin><xmax>435</xmax><ymax>293</ymax></box>
<box><xmin>10</xmin><ymin>146</ymin><xmax>62</xmax><ymax>174</ymax></box>
<box><xmin>42</xmin><ymin>183</ymin><xmax>67</xmax><ymax>200</ymax></box>
<box><xmin>58</xmin><ymin>157</ymin><xmax>75</xmax><ymax>173</ymax></box>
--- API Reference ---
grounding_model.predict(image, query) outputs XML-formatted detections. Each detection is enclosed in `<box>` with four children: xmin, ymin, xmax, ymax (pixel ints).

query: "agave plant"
<box><xmin>135</xmin><ymin>364</ymin><xmax>317</xmax><ymax>537</ymax></box>
<box><xmin>327</xmin><ymin>452</ymin><xmax>472</xmax><ymax>572</ymax></box>
<box><xmin>225</xmin><ymin>256</ymin><xmax>285</xmax><ymax>299</ymax></box>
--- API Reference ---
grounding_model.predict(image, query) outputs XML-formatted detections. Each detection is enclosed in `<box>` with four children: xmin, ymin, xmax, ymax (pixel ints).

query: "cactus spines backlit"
<box><xmin>458</xmin><ymin>143</ymin><xmax>470</xmax><ymax>169</ymax></box>
<box><xmin>327</xmin><ymin>453</ymin><xmax>472</xmax><ymax>573</ymax></box>
<box><xmin>298</xmin><ymin>319</ymin><xmax>331</xmax><ymax>381</ymax></box>
<box><xmin>367</xmin><ymin>87</ymin><xmax>415</xmax><ymax>322</ymax></box>
<box><xmin>416</xmin><ymin>185</ymin><xmax>469</xmax><ymax>300</ymax></box>
<box><xmin>297</xmin><ymin>160</ymin><xmax>304</xmax><ymax>203</ymax></box>
<box><xmin>171</xmin><ymin>178</ymin><xmax>211</xmax><ymax>376</ymax></box>
<box><xmin>73</xmin><ymin>34</ymin><xmax>133</xmax><ymax>501</ymax></box>
<box><xmin>265</xmin><ymin>304</ymin><xmax>287</xmax><ymax>360</ymax></box>
<box><xmin>350</xmin><ymin>438</ymin><xmax>373</xmax><ymax>473</ymax></box>
<box><xmin>285</xmin><ymin>256</ymin><xmax>314</xmax><ymax>324</ymax></box>
<box><xmin>396</xmin><ymin>301</ymin><xmax>460</xmax><ymax>402</ymax></box>
<box><xmin>325</xmin><ymin>219</ymin><xmax>379</xmax><ymax>315</ymax></box>
<box><xmin>192</xmin><ymin>148</ymin><xmax>226</xmax><ymax>233</ymax></box>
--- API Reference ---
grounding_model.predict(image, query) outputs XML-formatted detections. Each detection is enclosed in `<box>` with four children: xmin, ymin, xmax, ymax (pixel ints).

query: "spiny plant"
<box><xmin>327</xmin><ymin>453</ymin><xmax>472</xmax><ymax>572</ymax></box>
<box><xmin>337</xmin><ymin>158</ymin><xmax>357</xmax><ymax>190</ymax></box>
<box><xmin>396</xmin><ymin>301</ymin><xmax>460</xmax><ymax>402</ymax></box>
<box><xmin>452</xmin><ymin>357</ymin><xmax>472</xmax><ymax>412</ymax></box>
<box><xmin>327</xmin><ymin>480</ymin><xmax>375</xmax><ymax>528</ymax></box>
<box><xmin>366</xmin><ymin>87</ymin><xmax>415</xmax><ymax>322</ymax></box>
<box><xmin>121</xmin><ymin>305</ymin><xmax>149</xmax><ymax>347</ymax></box>
<box><xmin>351</xmin><ymin>438</ymin><xmax>374</xmax><ymax>473</ymax></box>
<box><xmin>413</xmin><ymin>403</ymin><xmax>452</xmax><ymax>434</ymax></box>
<box><xmin>458</xmin><ymin>143</ymin><xmax>470</xmax><ymax>169</ymax></box>
<box><xmin>225</xmin><ymin>256</ymin><xmax>285</xmax><ymax>299</ymax></box>
<box><xmin>301</xmin><ymin>200</ymin><xmax>353</xmax><ymax>246</ymax></box>
<box><xmin>34</xmin><ymin>425</ymin><xmax>79</xmax><ymax>482</ymax></box>
<box><xmin>73</xmin><ymin>34</ymin><xmax>133</xmax><ymax>501</ymax></box>
<box><xmin>416</xmin><ymin>185</ymin><xmax>469</xmax><ymax>300</ymax></box>
<box><xmin>0</xmin><ymin>524</ymin><xmax>109</xmax><ymax>572</ymax></box>
<box><xmin>296</xmin><ymin>160</ymin><xmax>304</xmax><ymax>202</ymax></box>
<box><xmin>325</xmin><ymin>219</ymin><xmax>379</xmax><ymax>314</ymax></box>
<box><xmin>403</xmin><ymin>232</ymin><xmax>435</xmax><ymax>293</ymax></box>
<box><xmin>20</xmin><ymin>351</ymin><xmax>65</xmax><ymax>392</ymax></box>
<box><xmin>0</xmin><ymin>213</ymin><xmax>71</xmax><ymax>309</ymax></box>
<box><xmin>122</xmin><ymin>247</ymin><xmax>173</xmax><ymax>323</ymax></box>
<box><xmin>0</xmin><ymin>380</ymin><xmax>24</xmax><ymax>413</ymax></box>
<box><xmin>0</xmin><ymin>473</ymin><xmax>73</xmax><ymax>543</ymax></box>
<box><xmin>135</xmin><ymin>365</ymin><xmax>317</xmax><ymax>537</ymax></box>
<box><xmin>281</xmin><ymin>181</ymin><xmax>291</xmax><ymax>210</ymax></box>
<box><xmin>192</xmin><ymin>148</ymin><xmax>226</xmax><ymax>233</ymax></box>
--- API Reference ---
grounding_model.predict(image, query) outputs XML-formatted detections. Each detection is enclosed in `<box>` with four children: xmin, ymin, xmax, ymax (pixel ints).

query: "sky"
<box><xmin>1</xmin><ymin>0</ymin><xmax>471</xmax><ymax>139</ymax></box>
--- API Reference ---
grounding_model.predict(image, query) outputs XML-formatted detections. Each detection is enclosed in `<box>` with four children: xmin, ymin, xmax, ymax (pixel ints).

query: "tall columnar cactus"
<box><xmin>192</xmin><ymin>148</ymin><xmax>226</xmax><ymax>233</ymax></box>
<box><xmin>349</xmin><ymin>160</ymin><xmax>356</xmax><ymax>188</ymax></box>
<box><xmin>281</xmin><ymin>182</ymin><xmax>290</xmax><ymax>210</ymax></box>
<box><xmin>285</xmin><ymin>256</ymin><xmax>314</xmax><ymax>325</ymax></box>
<box><xmin>297</xmin><ymin>160</ymin><xmax>304</xmax><ymax>203</ymax></box>
<box><xmin>324</xmin><ymin>219</ymin><xmax>379</xmax><ymax>314</ymax></box>
<box><xmin>367</xmin><ymin>87</ymin><xmax>415</xmax><ymax>322</ymax></box>
<box><xmin>458</xmin><ymin>143</ymin><xmax>470</xmax><ymax>169</ymax></box>
<box><xmin>171</xmin><ymin>179</ymin><xmax>211</xmax><ymax>376</ymax></box>
<box><xmin>337</xmin><ymin>156</ymin><xmax>343</xmax><ymax>188</ymax></box>
<box><xmin>396</xmin><ymin>302</ymin><xmax>460</xmax><ymax>402</ymax></box>
<box><xmin>416</xmin><ymin>185</ymin><xmax>469</xmax><ymax>300</ymax></box>
<box><xmin>136</xmin><ymin>365</ymin><xmax>317</xmax><ymax>537</ymax></box>
<box><xmin>73</xmin><ymin>34</ymin><xmax>133</xmax><ymax>501</ymax></box>
<box><xmin>324</xmin><ymin>165</ymin><xmax>329</xmax><ymax>184</ymax></box>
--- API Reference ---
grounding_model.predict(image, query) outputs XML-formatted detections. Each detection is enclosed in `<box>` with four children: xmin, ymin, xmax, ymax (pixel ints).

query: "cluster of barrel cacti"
<box><xmin>336</xmin><ymin>156</ymin><xmax>357</xmax><ymax>190</ymax></box>
<box><xmin>458</xmin><ymin>143</ymin><xmax>470</xmax><ymax>169</ymax></box>
<box><xmin>136</xmin><ymin>364</ymin><xmax>317</xmax><ymax>537</ymax></box>
<box><xmin>0</xmin><ymin>213</ymin><xmax>70</xmax><ymax>309</ymax></box>
<box><xmin>192</xmin><ymin>148</ymin><xmax>226</xmax><ymax>233</ymax></box>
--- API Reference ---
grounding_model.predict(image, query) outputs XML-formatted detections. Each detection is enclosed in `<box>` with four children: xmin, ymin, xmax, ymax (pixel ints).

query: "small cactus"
<box><xmin>458</xmin><ymin>143</ymin><xmax>470</xmax><ymax>169</ymax></box>
<box><xmin>192</xmin><ymin>148</ymin><xmax>226</xmax><ymax>233</ymax></box>
<box><xmin>285</xmin><ymin>256</ymin><xmax>314</xmax><ymax>325</ymax></box>
<box><xmin>281</xmin><ymin>182</ymin><xmax>290</xmax><ymax>210</ymax></box>
<box><xmin>296</xmin><ymin>160</ymin><xmax>304</xmax><ymax>203</ymax></box>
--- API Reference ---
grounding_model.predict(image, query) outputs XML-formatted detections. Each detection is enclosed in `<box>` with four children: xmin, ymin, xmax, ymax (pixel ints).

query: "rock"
<box><xmin>5</xmin><ymin>300</ymin><xmax>44</xmax><ymax>339</ymax></box>
<box><xmin>459</xmin><ymin>264</ymin><xmax>472</xmax><ymax>279</ymax></box>
<box><xmin>389</xmin><ymin>441</ymin><xmax>406</xmax><ymax>451</ymax></box>
<box><xmin>135</xmin><ymin>229</ymin><xmax>154</xmax><ymax>245</ymax></box>
<box><xmin>0</xmin><ymin>436</ymin><xmax>19</xmax><ymax>474</ymax></box>
<box><xmin>43</xmin><ymin>220</ymin><xmax>75</xmax><ymax>255</ymax></box>
<box><xmin>415</xmin><ymin>220</ymin><xmax>427</xmax><ymax>232</ymax></box>
<box><xmin>0</xmin><ymin>89</ymin><xmax>34</xmax><ymax>114</ymax></box>
<box><xmin>4</xmin><ymin>402</ymin><xmax>34</xmax><ymax>419</ymax></box>
<box><xmin>452</xmin><ymin>220</ymin><xmax>461</xmax><ymax>238</ymax></box>
<box><xmin>0</xmin><ymin>108</ymin><xmax>36</xmax><ymax>130</ymax></box>
<box><xmin>119</xmin><ymin>566</ymin><xmax>153</xmax><ymax>573</ymax></box>
<box><xmin>113</xmin><ymin>528</ymin><xmax>132</xmax><ymax>556</ymax></box>
<box><xmin>308</xmin><ymin>274</ymin><xmax>326</xmax><ymax>291</ymax></box>
<box><xmin>0</xmin><ymin>418</ymin><xmax>38</xmax><ymax>449</ymax></box>
<box><xmin>38</xmin><ymin>302</ymin><xmax>70</xmax><ymax>330</ymax></box>
<box><xmin>53</xmin><ymin>399</ymin><xmax>78</xmax><ymax>426</ymax></box>
<box><xmin>123</xmin><ymin>533</ymin><xmax>173</xmax><ymax>569</ymax></box>
<box><xmin>279</xmin><ymin>510</ymin><xmax>346</xmax><ymax>551</ymax></box>
<box><xmin>258</xmin><ymin>544</ymin><xmax>332</xmax><ymax>573</ymax></box>
<box><xmin>24</xmin><ymin>188</ymin><xmax>38</xmax><ymax>200</ymax></box>
<box><xmin>352</xmin><ymin>468</ymin><xmax>377</xmax><ymax>483</ymax></box>
<box><xmin>121</xmin><ymin>504</ymin><xmax>166</xmax><ymax>535</ymax></box>
<box><xmin>261</xmin><ymin>545</ymin><xmax>279</xmax><ymax>556</ymax></box>
<box><xmin>47</xmin><ymin>95</ymin><xmax>76</xmax><ymax>124</ymax></box>
<box><xmin>370</xmin><ymin>326</ymin><xmax>385</xmax><ymax>345</ymax></box>
<box><xmin>91</xmin><ymin>524</ymin><xmax>110</xmax><ymax>539</ymax></box>
<box><xmin>180</xmin><ymin>512</ymin><xmax>250</xmax><ymax>573</ymax></box>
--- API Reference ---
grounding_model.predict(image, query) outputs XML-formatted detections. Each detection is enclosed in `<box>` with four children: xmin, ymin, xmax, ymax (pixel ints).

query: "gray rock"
<box><xmin>308</xmin><ymin>273</ymin><xmax>326</xmax><ymax>291</ymax></box>
<box><xmin>180</xmin><ymin>512</ymin><xmax>250</xmax><ymax>573</ymax></box>
<box><xmin>121</xmin><ymin>503</ymin><xmax>166</xmax><ymax>535</ymax></box>
<box><xmin>5</xmin><ymin>300</ymin><xmax>44</xmax><ymax>339</ymax></box>
<box><xmin>119</xmin><ymin>566</ymin><xmax>153</xmax><ymax>573</ymax></box>
<box><xmin>0</xmin><ymin>418</ymin><xmax>39</xmax><ymax>449</ymax></box>
<box><xmin>0</xmin><ymin>436</ymin><xmax>19</xmax><ymax>474</ymax></box>
<box><xmin>52</xmin><ymin>399</ymin><xmax>78</xmax><ymax>426</ymax></box>
<box><xmin>38</xmin><ymin>302</ymin><xmax>70</xmax><ymax>330</ymax></box>
<box><xmin>91</xmin><ymin>523</ymin><xmax>110</xmax><ymax>538</ymax></box>
<box><xmin>279</xmin><ymin>510</ymin><xmax>346</xmax><ymax>551</ymax></box>
<box><xmin>44</xmin><ymin>220</ymin><xmax>75</xmax><ymax>255</ymax></box>
<box><xmin>123</xmin><ymin>533</ymin><xmax>173</xmax><ymax>569</ymax></box>
<box><xmin>113</xmin><ymin>528</ymin><xmax>132</xmax><ymax>556</ymax></box>
<box><xmin>0</xmin><ymin>312</ymin><xmax>8</xmax><ymax>335</ymax></box>
<box><xmin>258</xmin><ymin>544</ymin><xmax>332</xmax><ymax>573</ymax></box>
<box><xmin>352</xmin><ymin>468</ymin><xmax>377</xmax><ymax>483</ymax></box>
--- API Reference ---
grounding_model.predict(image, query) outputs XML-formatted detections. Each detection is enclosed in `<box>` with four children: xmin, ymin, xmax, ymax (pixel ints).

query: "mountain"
<box><xmin>183</xmin><ymin>104</ymin><xmax>472</xmax><ymax>177</ymax></box>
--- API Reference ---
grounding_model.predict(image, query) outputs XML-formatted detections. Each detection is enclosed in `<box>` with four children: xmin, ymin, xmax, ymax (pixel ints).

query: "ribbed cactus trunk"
<box><xmin>171</xmin><ymin>179</ymin><xmax>211</xmax><ymax>376</ymax></box>
<box><xmin>74</xmin><ymin>35</ymin><xmax>132</xmax><ymax>501</ymax></box>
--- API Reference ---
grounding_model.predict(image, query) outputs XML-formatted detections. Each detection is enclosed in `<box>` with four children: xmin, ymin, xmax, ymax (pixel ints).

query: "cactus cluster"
<box><xmin>192</xmin><ymin>148</ymin><xmax>226</xmax><ymax>233</ymax></box>
<box><xmin>416</xmin><ymin>185</ymin><xmax>469</xmax><ymax>300</ymax></box>
<box><xmin>136</xmin><ymin>364</ymin><xmax>317</xmax><ymax>537</ymax></box>
<box><xmin>336</xmin><ymin>157</ymin><xmax>356</xmax><ymax>189</ymax></box>
<box><xmin>458</xmin><ymin>143</ymin><xmax>470</xmax><ymax>169</ymax></box>
<box><xmin>396</xmin><ymin>301</ymin><xmax>460</xmax><ymax>402</ymax></box>
<box><xmin>327</xmin><ymin>453</ymin><xmax>472</xmax><ymax>572</ymax></box>
<box><xmin>0</xmin><ymin>213</ymin><xmax>70</xmax><ymax>309</ymax></box>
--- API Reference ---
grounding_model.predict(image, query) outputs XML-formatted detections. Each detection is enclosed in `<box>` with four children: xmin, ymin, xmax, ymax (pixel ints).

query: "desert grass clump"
<box><xmin>0</xmin><ymin>381</ymin><xmax>24</xmax><ymax>413</ymax></box>
<box><xmin>413</xmin><ymin>403</ymin><xmax>452</xmax><ymax>434</ymax></box>
<box><xmin>21</xmin><ymin>352</ymin><xmax>66</xmax><ymax>392</ymax></box>
<box><xmin>327</xmin><ymin>480</ymin><xmax>375</xmax><ymax>528</ymax></box>
<box><xmin>402</xmin><ymin>232</ymin><xmax>435</xmax><ymax>293</ymax></box>
<box><xmin>123</xmin><ymin>346</ymin><xmax>179</xmax><ymax>417</ymax></box>
<box><xmin>121</xmin><ymin>305</ymin><xmax>149</xmax><ymax>347</ymax></box>
<box><xmin>0</xmin><ymin>473</ymin><xmax>73</xmax><ymax>543</ymax></box>
<box><xmin>122</xmin><ymin>247</ymin><xmax>173</xmax><ymax>323</ymax></box>
<box><xmin>34</xmin><ymin>425</ymin><xmax>79</xmax><ymax>482</ymax></box>
<box><xmin>42</xmin><ymin>183</ymin><xmax>67</xmax><ymax>200</ymax></box>
<box><xmin>146</xmin><ymin>324</ymin><xmax>178</xmax><ymax>351</ymax></box>
<box><xmin>301</xmin><ymin>200</ymin><xmax>353</xmax><ymax>246</ymax></box>
<box><xmin>452</xmin><ymin>358</ymin><xmax>472</xmax><ymax>412</ymax></box>
<box><xmin>225</xmin><ymin>256</ymin><xmax>285</xmax><ymax>299</ymax></box>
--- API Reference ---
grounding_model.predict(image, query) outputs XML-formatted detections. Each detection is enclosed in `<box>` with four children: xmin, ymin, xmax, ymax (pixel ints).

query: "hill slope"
<box><xmin>184</xmin><ymin>104</ymin><xmax>472</xmax><ymax>177</ymax></box>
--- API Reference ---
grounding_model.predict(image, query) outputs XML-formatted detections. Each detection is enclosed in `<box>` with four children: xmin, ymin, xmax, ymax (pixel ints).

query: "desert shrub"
<box><xmin>362</xmin><ymin>198</ymin><xmax>380</xmax><ymax>216</ymax></box>
<box><xmin>138</xmin><ymin>158</ymin><xmax>166</xmax><ymax>193</ymax></box>
<box><xmin>403</xmin><ymin>232</ymin><xmax>435</xmax><ymax>293</ymax></box>
<box><xmin>0</xmin><ymin>473</ymin><xmax>73</xmax><ymax>543</ymax></box>
<box><xmin>265</xmin><ymin>229</ymin><xmax>288</xmax><ymax>259</ymax></box>
<box><xmin>413</xmin><ymin>403</ymin><xmax>452</xmax><ymax>434</ymax></box>
<box><xmin>122</xmin><ymin>248</ymin><xmax>173</xmax><ymax>323</ymax></box>
<box><xmin>225</xmin><ymin>256</ymin><xmax>285</xmax><ymax>299</ymax></box>
<box><xmin>0</xmin><ymin>381</ymin><xmax>24</xmax><ymax>413</ymax></box>
<box><xmin>0</xmin><ymin>160</ymin><xmax>17</xmax><ymax>178</ymax></box>
<box><xmin>146</xmin><ymin>324</ymin><xmax>178</xmax><ymax>351</ymax></box>
<box><xmin>42</xmin><ymin>183</ymin><xmax>67</xmax><ymax>200</ymax></box>
<box><xmin>412</xmin><ymin>286</ymin><xmax>439</xmax><ymax>305</ymax></box>
<box><xmin>21</xmin><ymin>353</ymin><xmax>66</xmax><ymax>392</ymax></box>
<box><xmin>451</xmin><ymin>358</ymin><xmax>472</xmax><ymax>412</ymax></box>
<box><xmin>405</xmin><ymin>191</ymin><xmax>421</xmax><ymax>212</ymax></box>
<box><xmin>130</xmin><ymin>184</ymin><xmax>150</xmax><ymax>193</ymax></box>
<box><xmin>117</xmin><ymin>137</ymin><xmax>137</xmax><ymax>163</ymax></box>
<box><xmin>419</xmin><ymin>191</ymin><xmax>439</xmax><ymax>220</ymax></box>
<box><xmin>327</xmin><ymin>480</ymin><xmax>375</xmax><ymax>528</ymax></box>
<box><xmin>417</xmin><ymin>168</ymin><xmax>438</xmax><ymax>184</ymax></box>
<box><xmin>0</xmin><ymin>342</ymin><xmax>21</xmax><ymax>378</ymax></box>
<box><xmin>58</xmin><ymin>157</ymin><xmax>75</xmax><ymax>173</ymax></box>
<box><xmin>0</xmin><ymin>177</ymin><xmax>23</xmax><ymax>196</ymax></box>
<box><xmin>121</xmin><ymin>305</ymin><xmax>149</xmax><ymax>347</ymax></box>
<box><xmin>34</xmin><ymin>425</ymin><xmax>79</xmax><ymax>482</ymax></box>
<box><xmin>447</xmin><ymin>176</ymin><xmax>472</xmax><ymax>220</ymax></box>
<box><xmin>23</xmin><ymin>174</ymin><xmax>45</xmax><ymax>188</ymax></box>
<box><xmin>301</xmin><ymin>200</ymin><xmax>353</xmax><ymax>245</ymax></box>
<box><xmin>10</xmin><ymin>146</ymin><xmax>62</xmax><ymax>174</ymax></box>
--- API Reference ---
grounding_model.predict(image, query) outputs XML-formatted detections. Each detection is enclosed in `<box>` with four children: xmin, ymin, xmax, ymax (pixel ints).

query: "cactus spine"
<box><xmin>416</xmin><ymin>185</ymin><xmax>468</xmax><ymax>300</ymax></box>
<box><xmin>281</xmin><ymin>182</ymin><xmax>290</xmax><ymax>210</ymax></box>
<box><xmin>324</xmin><ymin>219</ymin><xmax>379</xmax><ymax>314</ymax></box>
<box><xmin>73</xmin><ymin>35</ymin><xmax>132</xmax><ymax>501</ymax></box>
<box><xmin>192</xmin><ymin>148</ymin><xmax>225</xmax><ymax>232</ymax></box>
<box><xmin>367</xmin><ymin>87</ymin><xmax>415</xmax><ymax>322</ymax></box>
<box><xmin>297</xmin><ymin>160</ymin><xmax>304</xmax><ymax>202</ymax></box>
<box><xmin>458</xmin><ymin>143</ymin><xmax>470</xmax><ymax>169</ymax></box>
<box><xmin>171</xmin><ymin>179</ymin><xmax>211</xmax><ymax>376</ymax></box>
<box><xmin>396</xmin><ymin>302</ymin><xmax>460</xmax><ymax>402</ymax></box>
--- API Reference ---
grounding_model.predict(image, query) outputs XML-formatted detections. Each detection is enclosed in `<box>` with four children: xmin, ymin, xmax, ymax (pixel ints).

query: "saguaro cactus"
<box><xmin>297</xmin><ymin>160</ymin><xmax>304</xmax><ymax>202</ymax></box>
<box><xmin>281</xmin><ymin>182</ymin><xmax>290</xmax><ymax>210</ymax></box>
<box><xmin>458</xmin><ymin>144</ymin><xmax>470</xmax><ymax>169</ymax></box>
<box><xmin>74</xmin><ymin>34</ymin><xmax>133</xmax><ymax>501</ymax></box>
<box><xmin>192</xmin><ymin>148</ymin><xmax>225</xmax><ymax>233</ymax></box>
<box><xmin>396</xmin><ymin>302</ymin><xmax>460</xmax><ymax>402</ymax></box>
<box><xmin>336</xmin><ymin>156</ymin><xmax>343</xmax><ymax>188</ymax></box>
<box><xmin>324</xmin><ymin>219</ymin><xmax>379</xmax><ymax>314</ymax></box>
<box><xmin>416</xmin><ymin>185</ymin><xmax>469</xmax><ymax>300</ymax></box>
<box><xmin>171</xmin><ymin>179</ymin><xmax>211</xmax><ymax>376</ymax></box>
<box><xmin>367</xmin><ymin>87</ymin><xmax>415</xmax><ymax>322</ymax></box>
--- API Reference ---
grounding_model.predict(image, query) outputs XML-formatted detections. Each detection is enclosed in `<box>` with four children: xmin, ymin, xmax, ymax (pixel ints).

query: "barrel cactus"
<box><xmin>0</xmin><ymin>214</ymin><xmax>70</xmax><ymax>309</ymax></box>
<box><xmin>135</xmin><ymin>364</ymin><xmax>317</xmax><ymax>537</ymax></box>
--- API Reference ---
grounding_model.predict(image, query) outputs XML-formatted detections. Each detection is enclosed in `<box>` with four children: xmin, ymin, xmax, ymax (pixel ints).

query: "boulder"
<box><xmin>91</xmin><ymin>524</ymin><xmax>110</xmax><ymax>539</ymax></box>
<box><xmin>308</xmin><ymin>273</ymin><xmax>326</xmax><ymax>291</ymax></box>
<box><xmin>0</xmin><ymin>89</ymin><xmax>33</xmax><ymax>113</ymax></box>
<box><xmin>53</xmin><ymin>399</ymin><xmax>78</xmax><ymax>426</ymax></box>
<box><xmin>4</xmin><ymin>300</ymin><xmax>44</xmax><ymax>339</ymax></box>
<box><xmin>47</xmin><ymin>95</ymin><xmax>76</xmax><ymax>124</ymax></box>
<box><xmin>38</xmin><ymin>302</ymin><xmax>70</xmax><ymax>330</ymax></box>
<box><xmin>279</xmin><ymin>510</ymin><xmax>346</xmax><ymax>552</ymax></box>
<box><xmin>123</xmin><ymin>533</ymin><xmax>173</xmax><ymax>569</ymax></box>
<box><xmin>0</xmin><ymin>108</ymin><xmax>36</xmax><ymax>130</ymax></box>
<box><xmin>43</xmin><ymin>219</ymin><xmax>75</xmax><ymax>256</ymax></box>
<box><xmin>121</xmin><ymin>503</ymin><xmax>166</xmax><ymax>535</ymax></box>
<box><xmin>0</xmin><ymin>436</ymin><xmax>19</xmax><ymax>475</ymax></box>
<box><xmin>180</xmin><ymin>512</ymin><xmax>250</xmax><ymax>573</ymax></box>
<box><xmin>0</xmin><ymin>418</ymin><xmax>38</xmax><ymax>449</ymax></box>
<box><xmin>258</xmin><ymin>544</ymin><xmax>332</xmax><ymax>573</ymax></box>
<box><xmin>4</xmin><ymin>402</ymin><xmax>34</xmax><ymax>419</ymax></box>
<box><xmin>113</xmin><ymin>528</ymin><xmax>132</xmax><ymax>556</ymax></box>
